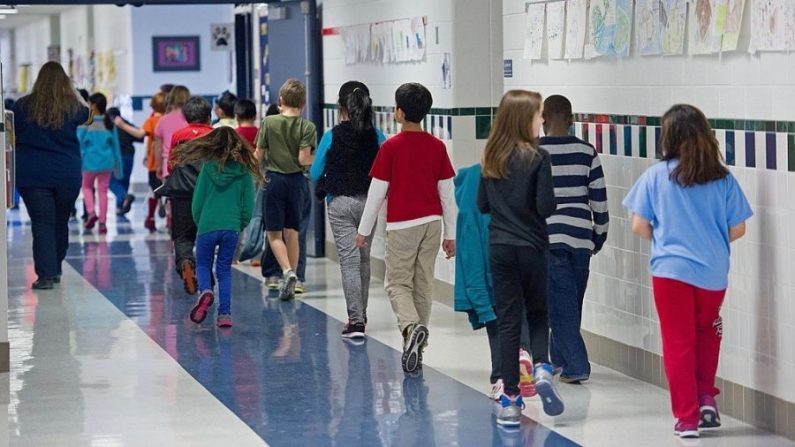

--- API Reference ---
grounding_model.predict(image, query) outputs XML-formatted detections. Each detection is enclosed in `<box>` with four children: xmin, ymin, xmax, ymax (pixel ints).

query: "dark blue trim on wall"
<box><xmin>132</xmin><ymin>95</ymin><xmax>216</xmax><ymax>112</ymax></box>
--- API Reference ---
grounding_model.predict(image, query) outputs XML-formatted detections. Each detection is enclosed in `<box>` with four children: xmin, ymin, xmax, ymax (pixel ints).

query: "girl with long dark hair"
<box><xmin>310</xmin><ymin>81</ymin><xmax>385</xmax><ymax>339</ymax></box>
<box><xmin>623</xmin><ymin>104</ymin><xmax>752</xmax><ymax>439</ymax></box>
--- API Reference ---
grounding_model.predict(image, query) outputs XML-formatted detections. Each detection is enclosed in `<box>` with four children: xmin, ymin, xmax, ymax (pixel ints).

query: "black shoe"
<box><xmin>51</xmin><ymin>275</ymin><xmax>61</xmax><ymax>284</ymax></box>
<box><xmin>122</xmin><ymin>194</ymin><xmax>135</xmax><ymax>214</ymax></box>
<box><xmin>32</xmin><ymin>278</ymin><xmax>54</xmax><ymax>290</ymax></box>
<box><xmin>341</xmin><ymin>322</ymin><xmax>366</xmax><ymax>339</ymax></box>
<box><xmin>401</xmin><ymin>324</ymin><xmax>429</xmax><ymax>373</ymax></box>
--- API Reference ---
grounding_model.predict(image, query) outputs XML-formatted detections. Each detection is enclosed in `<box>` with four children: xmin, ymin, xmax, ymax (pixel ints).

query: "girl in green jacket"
<box><xmin>178</xmin><ymin>127</ymin><xmax>263</xmax><ymax>328</ymax></box>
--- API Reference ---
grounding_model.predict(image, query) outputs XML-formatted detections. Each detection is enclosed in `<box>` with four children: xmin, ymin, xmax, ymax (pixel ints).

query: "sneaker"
<box><xmin>699</xmin><ymin>395</ymin><xmax>721</xmax><ymax>428</ymax></box>
<box><xmin>519</xmin><ymin>349</ymin><xmax>537</xmax><ymax>398</ymax></box>
<box><xmin>181</xmin><ymin>261</ymin><xmax>198</xmax><ymax>295</ymax></box>
<box><xmin>279</xmin><ymin>270</ymin><xmax>297</xmax><ymax>301</ymax></box>
<box><xmin>157</xmin><ymin>199</ymin><xmax>167</xmax><ymax>218</ymax></box>
<box><xmin>84</xmin><ymin>214</ymin><xmax>98</xmax><ymax>230</ymax></box>
<box><xmin>294</xmin><ymin>280</ymin><xmax>305</xmax><ymax>294</ymax></box>
<box><xmin>31</xmin><ymin>278</ymin><xmax>54</xmax><ymax>290</ymax></box>
<box><xmin>533</xmin><ymin>363</ymin><xmax>564</xmax><ymax>416</ymax></box>
<box><xmin>401</xmin><ymin>324</ymin><xmax>429</xmax><ymax>373</ymax></box>
<box><xmin>341</xmin><ymin>321</ymin><xmax>365</xmax><ymax>339</ymax></box>
<box><xmin>497</xmin><ymin>394</ymin><xmax>524</xmax><ymax>427</ymax></box>
<box><xmin>122</xmin><ymin>194</ymin><xmax>135</xmax><ymax>214</ymax></box>
<box><xmin>189</xmin><ymin>290</ymin><xmax>215</xmax><ymax>323</ymax></box>
<box><xmin>488</xmin><ymin>379</ymin><xmax>504</xmax><ymax>401</ymax></box>
<box><xmin>98</xmin><ymin>223</ymin><xmax>107</xmax><ymax>235</ymax></box>
<box><xmin>51</xmin><ymin>275</ymin><xmax>61</xmax><ymax>284</ymax></box>
<box><xmin>216</xmin><ymin>314</ymin><xmax>233</xmax><ymax>328</ymax></box>
<box><xmin>674</xmin><ymin>420</ymin><xmax>700</xmax><ymax>438</ymax></box>
<box><xmin>145</xmin><ymin>217</ymin><xmax>156</xmax><ymax>233</ymax></box>
<box><xmin>559</xmin><ymin>374</ymin><xmax>590</xmax><ymax>384</ymax></box>
<box><xmin>266</xmin><ymin>276</ymin><xmax>280</xmax><ymax>289</ymax></box>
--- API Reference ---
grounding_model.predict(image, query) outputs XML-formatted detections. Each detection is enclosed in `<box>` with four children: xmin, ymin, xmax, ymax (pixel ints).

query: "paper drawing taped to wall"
<box><xmin>523</xmin><ymin>3</ymin><xmax>545</xmax><ymax>60</ymax></box>
<box><xmin>749</xmin><ymin>0</ymin><xmax>791</xmax><ymax>52</ymax></box>
<box><xmin>720</xmin><ymin>0</ymin><xmax>746</xmax><ymax>51</ymax></box>
<box><xmin>340</xmin><ymin>17</ymin><xmax>426</xmax><ymax>65</ymax></box>
<box><xmin>636</xmin><ymin>0</ymin><xmax>662</xmax><ymax>55</ymax></box>
<box><xmin>565</xmin><ymin>0</ymin><xmax>587</xmax><ymax>59</ymax></box>
<box><xmin>660</xmin><ymin>0</ymin><xmax>687</xmax><ymax>55</ymax></box>
<box><xmin>690</xmin><ymin>0</ymin><xmax>725</xmax><ymax>55</ymax></box>
<box><xmin>546</xmin><ymin>1</ymin><xmax>565</xmax><ymax>59</ymax></box>
<box><xmin>586</xmin><ymin>0</ymin><xmax>632</xmax><ymax>58</ymax></box>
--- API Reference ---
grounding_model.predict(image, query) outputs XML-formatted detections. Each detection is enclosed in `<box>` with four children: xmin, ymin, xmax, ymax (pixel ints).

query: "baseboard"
<box><xmin>324</xmin><ymin>240</ymin><xmax>795</xmax><ymax>441</ymax></box>
<box><xmin>0</xmin><ymin>341</ymin><xmax>8</xmax><ymax>373</ymax></box>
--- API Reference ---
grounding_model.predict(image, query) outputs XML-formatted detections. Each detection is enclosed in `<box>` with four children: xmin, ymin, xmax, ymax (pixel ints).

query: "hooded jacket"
<box><xmin>453</xmin><ymin>164</ymin><xmax>497</xmax><ymax>330</ymax></box>
<box><xmin>77</xmin><ymin>115</ymin><xmax>123</xmax><ymax>175</ymax></box>
<box><xmin>192</xmin><ymin>160</ymin><xmax>255</xmax><ymax>235</ymax></box>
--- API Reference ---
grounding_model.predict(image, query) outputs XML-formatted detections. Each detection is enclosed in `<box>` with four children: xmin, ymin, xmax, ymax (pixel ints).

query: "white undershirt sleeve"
<box><xmin>438</xmin><ymin>178</ymin><xmax>457</xmax><ymax>240</ymax></box>
<box><xmin>357</xmin><ymin>178</ymin><xmax>389</xmax><ymax>236</ymax></box>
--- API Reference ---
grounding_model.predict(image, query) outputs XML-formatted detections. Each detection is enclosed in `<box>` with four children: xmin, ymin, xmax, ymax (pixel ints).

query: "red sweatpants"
<box><xmin>652</xmin><ymin>277</ymin><xmax>725</xmax><ymax>424</ymax></box>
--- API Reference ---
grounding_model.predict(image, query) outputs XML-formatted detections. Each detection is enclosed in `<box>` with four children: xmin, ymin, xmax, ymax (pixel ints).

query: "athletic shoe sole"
<box><xmin>699</xmin><ymin>406</ymin><xmax>721</xmax><ymax>428</ymax></box>
<box><xmin>519</xmin><ymin>358</ymin><xmax>537</xmax><ymax>398</ymax></box>
<box><xmin>190</xmin><ymin>292</ymin><xmax>214</xmax><ymax>323</ymax></box>
<box><xmin>534</xmin><ymin>378</ymin><xmax>565</xmax><ymax>416</ymax></box>
<box><xmin>341</xmin><ymin>331</ymin><xmax>365</xmax><ymax>339</ymax></box>
<box><xmin>674</xmin><ymin>429</ymin><xmax>700</xmax><ymax>439</ymax></box>
<box><xmin>279</xmin><ymin>275</ymin><xmax>296</xmax><ymax>301</ymax></box>
<box><xmin>402</xmin><ymin>324</ymin><xmax>428</xmax><ymax>373</ymax></box>
<box><xmin>496</xmin><ymin>417</ymin><xmax>521</xmax><ymax>427</ymax></box>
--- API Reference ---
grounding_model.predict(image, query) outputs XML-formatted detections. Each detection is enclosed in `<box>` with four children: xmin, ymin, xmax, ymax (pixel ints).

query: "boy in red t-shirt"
<box><xmin>356</xmin><ymin>82</ymin><xmax>457</xmax><ymax>374</ymax></box>
<box><xmin>234</xmin><ymin>99</ymin><xmax>259</xmax><ymax>151</ymax></box>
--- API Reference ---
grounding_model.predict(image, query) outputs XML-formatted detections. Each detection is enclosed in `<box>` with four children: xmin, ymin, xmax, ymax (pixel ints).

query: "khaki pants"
<box><xmin>385</xmin><ymin>221</ymin><xmax>442</xmax><ymax>332</ymax></box>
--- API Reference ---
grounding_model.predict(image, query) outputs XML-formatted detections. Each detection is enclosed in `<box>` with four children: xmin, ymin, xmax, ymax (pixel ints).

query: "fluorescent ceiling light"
<box><xmin>0</xmin><ymin>8</ymin><xmax>17</xmax><ymax>14</ymax></box>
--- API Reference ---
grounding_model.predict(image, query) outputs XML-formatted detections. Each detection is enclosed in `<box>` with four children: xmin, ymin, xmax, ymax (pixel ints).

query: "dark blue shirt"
<box><xmin>12</xmin><ymin>96</ymin><xmax>90</xmax><ymax>189</ymax></box>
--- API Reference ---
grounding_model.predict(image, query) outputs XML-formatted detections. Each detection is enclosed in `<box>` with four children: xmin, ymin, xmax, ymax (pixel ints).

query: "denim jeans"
<box><xmin>18</xmin><ymin>186</ymin><xmax>80</xmax><ymax>279</ymax></box>
<box><xmin>262</xmin><ymin>175</ymin><xmax>311</xmax><ymax>281</ymax></box>
<box><xmin>110</xmin><ymin>154</ymin><xmax>135</xmax><ymax>209</ymax></box>
<box><xmin>548</xmin><ymin>248</ymin><xmax>592</xmax><ymax>378</ymax></box>
<box><xmin>196</xmin><ymin>230</ymin><xmax>240</xmax><ymax>315</ymax></box>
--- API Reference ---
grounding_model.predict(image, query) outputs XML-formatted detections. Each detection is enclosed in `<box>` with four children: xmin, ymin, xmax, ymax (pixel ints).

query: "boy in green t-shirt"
<box><xmin>256</xmin><ymin>79</ymin><xmax>317</xmax><ymax>301</ymax></box>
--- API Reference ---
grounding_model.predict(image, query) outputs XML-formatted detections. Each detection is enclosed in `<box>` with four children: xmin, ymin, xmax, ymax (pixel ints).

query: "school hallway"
<box><xmin>0</xmin><ymin>202</ymin><xmax>790</xmax><ymax>447</ymax></box>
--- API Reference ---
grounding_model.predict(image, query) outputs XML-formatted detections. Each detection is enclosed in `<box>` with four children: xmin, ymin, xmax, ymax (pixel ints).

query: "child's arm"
<box><xmin>309</xmin><ymin>131</ymin><xmax>333</xmax><ymax>181</ymax></box>
<box><xmin>298</xmin><ymin>146</ymin><xmax>314</xmax><ymax>167</ymax></box>
<box><xmin>631</xmin><ymin>215</ymin><xmax>653</xmax><ymax>241</ymax></box>
<box><xmin>438</xmin><ymin>178</ymin><xmax>457</xmax><ymax>258</ymax></box>
<box><xmin>298</xmin><ymin>121</ymin><xmax>318</xmax><ymax>167</ymax></box>
<box><xmin>192</xmin><ymin>167</ymin><xmax>207</xmax><ymax>224</ymax></box>
<box><xmin>240</xmin><ymin>176</ymin><xmax>255</xmax><ymax>230</ymax></box>
<box><xmin>588</xmin><ymin>152</ymin><xmax>609</xmax><ymax>254</ymax></box>
<box><xmin>114</xmin><ymin>117</ymin><xmax>147</xmax><ymax>139</ymax></box>
<box><xmin>355</xmin><ymin>179</ymin><xmax>389</xmax><ymax>247</ymax></box>
<box><xmin>535</xmin><ymin>150</ymin><xmax>557</xmax><ymax>218</ymax></box>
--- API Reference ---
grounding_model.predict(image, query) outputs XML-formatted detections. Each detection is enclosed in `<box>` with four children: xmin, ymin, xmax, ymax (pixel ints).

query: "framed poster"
<box><xmin>152</xmin><ymin>36</ymin><xmax>201</xmax><ymax>72</ymax></box>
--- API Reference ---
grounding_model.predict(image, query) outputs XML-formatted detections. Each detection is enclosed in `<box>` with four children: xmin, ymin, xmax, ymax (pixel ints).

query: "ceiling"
<box><xmin>0</xmin><ymin>6</ymin><xmax>78</xmax><ymax>30</ymax></box>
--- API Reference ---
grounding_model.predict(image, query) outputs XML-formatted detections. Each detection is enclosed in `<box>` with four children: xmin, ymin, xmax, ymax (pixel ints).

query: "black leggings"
<box><xmin>490</xmin><ymin>244</ymin><xmax>550</xmax><ymax>396</ymax></box>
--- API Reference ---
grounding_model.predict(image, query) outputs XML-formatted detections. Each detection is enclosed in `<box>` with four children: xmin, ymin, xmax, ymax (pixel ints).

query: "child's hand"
<box><xmin>442</xmin><ymin>239</ymin><xmax>456</xmax><ymax>259</ymax></box>
<box><xmin>113</xmin><ymin>116</ymin><xmax>124</xmax><ymax>127</ymax></box>
<box><xmin>355</xmin><ymin>234</ymin><xmax>368</xmax><ymax>248</ymax></box>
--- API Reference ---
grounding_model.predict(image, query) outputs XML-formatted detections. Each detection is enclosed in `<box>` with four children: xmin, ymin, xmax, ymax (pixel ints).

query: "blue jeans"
<box><xmin>196</xmin><ymin>230</ymin><xmax>239</xmax><ymax>315</ymax></box>
<box><xmin>261</xmin><ymin>175</ymin><xmax>311</xmax><ymax>281</ymax></box>
<box><xmin>110</xmin><ymin>154</ymin><xmax>135</xmax><ymax>209</ymax></box>
<box><xmin>548</xmin><ymin>248</ymin><xmax>592</xmax><ymax>378</ymax></box>
<box><xmin>18</xmin><ymin>186</ymin><xmax>80</xmax><ymax>279</ymax></box>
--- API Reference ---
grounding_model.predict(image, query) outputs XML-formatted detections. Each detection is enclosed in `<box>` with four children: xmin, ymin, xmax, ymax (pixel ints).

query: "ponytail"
<box><xmin>346</xmin><ymin>87</ymin><xmax>374</xmax><ymax>134</ymax></box>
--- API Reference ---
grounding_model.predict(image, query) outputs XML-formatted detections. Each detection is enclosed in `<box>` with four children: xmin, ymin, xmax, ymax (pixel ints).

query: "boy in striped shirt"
<box><xmin>540</xmin><ymin>95</ymin><xmax>609</xmax><ymax>384</ymax></box>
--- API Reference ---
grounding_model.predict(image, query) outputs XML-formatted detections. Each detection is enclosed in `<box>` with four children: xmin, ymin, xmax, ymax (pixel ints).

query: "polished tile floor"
<box><xmin>3</xmin><ymin>204</ymin><xmax>794</xmax><ymax>447</ymax></box>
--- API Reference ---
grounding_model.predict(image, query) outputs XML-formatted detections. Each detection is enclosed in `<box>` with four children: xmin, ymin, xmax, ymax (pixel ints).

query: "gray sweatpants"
<box><xmin>327</xmin><ymin>195</ymin><xmax>373</xmax><ymax>325</ymax></box>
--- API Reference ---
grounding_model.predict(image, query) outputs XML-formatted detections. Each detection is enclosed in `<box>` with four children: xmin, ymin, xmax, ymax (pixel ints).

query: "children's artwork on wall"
<box><xmin>564</xmin><ymin>0</ymin><xmax>588</xmax><ymax>59</ymax></box>
<box><xmin>660</xmin><ymin>0</ymin><xmax>688</xmax><ymax>55</ymax></box>
<box><xmin>690</xmin><ymin>0</ymin><xmax>725</xmax><ymax>55</ymax></box>
<box><xmin>720</xmin><ymin>0</ymin><xmax>746</xmax><ymax>51</ymax></box>
<box><xmin>523</xmin><ymin>3</ymin><xmax>545</xmax><ymax>60</ymax></box>
<box><xmin>749</xmin><ymin>0</ymin><xmax>791</xmax><ymax>52</ymax></box>
<box><xmin>636</xmin><ymin>0</ymin><xmax>662</xmax><ymax>55</ymax></box>
<box><xmin>152</xmin><ymin>36</ymin><xmax>201</xmax><ymax>72</ymax></box>
<box><xmin>546</xmin><ymin>1</ymin><xmax>566</xmax><ymax>59</ymax></box>
<box><xmin>586</xmin><ymin>0</ymin><xmax>631</xmax><ymax>58</ymax></box>
<box><xmin>339</xmin><ymin>17</ymin><xmax>426</xmax><ymax>65</ymax></box>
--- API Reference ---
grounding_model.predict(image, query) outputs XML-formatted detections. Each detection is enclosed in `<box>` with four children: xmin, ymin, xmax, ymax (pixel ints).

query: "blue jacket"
<box><xmin>77</xmin><ymin>116</ymin><xmax>122</xmax><ymax>176</ymax></box>
<box><xmin>454</xmin><ymin>164</ymin><xmax>496</xmax><ymax>329</ymax></box>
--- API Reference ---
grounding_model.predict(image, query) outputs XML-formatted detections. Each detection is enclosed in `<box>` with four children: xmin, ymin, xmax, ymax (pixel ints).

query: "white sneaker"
<box><xmin>488</xmin><ymin>379</ymin><xmax>504</xmax><ymax>401</ymax></box>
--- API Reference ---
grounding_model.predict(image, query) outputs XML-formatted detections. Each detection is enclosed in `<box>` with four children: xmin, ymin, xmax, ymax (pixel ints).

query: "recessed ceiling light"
<box><xmin>0</xmin><ymin>7</ymin><xmax>18</xmax><ymax>14</ymax></box>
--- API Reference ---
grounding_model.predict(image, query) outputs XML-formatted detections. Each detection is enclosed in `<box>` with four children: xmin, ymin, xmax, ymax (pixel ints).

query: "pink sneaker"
<box><xmin>674</xmin><ymin>420</ymin><xmax>699</xmax><ymax>438</ymax></box>
<box><xmin>519</xmin><ymin>349</ymin><xmax>537</xmax><ymax>397</ymax></box>
<box><xmin>216</xmin><ymin>315</ymin><xmax>233</xmax><ymax>328</ymax></box>
<box><xmin>189</xmin><ymin>290</ymin><xmax>214</xmax><ymax>323</ymax></box>
<box><xmin>699</xmin><ymin>395</ymin><xmax>721</xmax><ymax>428</ymax></box>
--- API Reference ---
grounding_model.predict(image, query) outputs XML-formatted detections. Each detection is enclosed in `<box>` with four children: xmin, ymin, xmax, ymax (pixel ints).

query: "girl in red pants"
<box><xmin>623</xmin><ymin>104</ymin><xmax>753</xmax><ymax>439</ymax></box>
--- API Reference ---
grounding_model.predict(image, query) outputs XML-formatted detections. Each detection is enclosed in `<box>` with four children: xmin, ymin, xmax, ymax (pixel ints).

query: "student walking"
<box><xmin>213</xmin><ymin>91</ymin><xmax>238</xmax><ymax>128</ymax></box>
<box><xmin>79</xmin><ymin>93</ymin><xmax>123</xmax><ymax>235</ymax></box>
<box><xmin>235</xmin><ymin>99</ymin><xmax>259</xmax><ymax>149</ymax></box>
<box><xmin>186</xmin><ymin>127</ymin><xmax>261</xmax><ymax>327</ymax></box>
<box><xmin>13</xmin><ymin>61</ymin><xmax>90</xmax><ymax>289</ymax></box>
<box><xmin>540</xmin><ymin>95</ymin><xmax>609</xmax><ymax>384</ymax></box>
<box><xmin>107</xmin><ymin>107</ymin><xmax>144</xmax><ymax>215</ymax></box>
<box><xmin>478</xmin><ymin>90</ymin><xmax>562</xmax><ymax>425</ymax></box>
<box><xmin>255</xmin><ymin>79</ymin><xmax>317</xmax><ymax>301</ymax></box>
<box><xmin>623</xmin><ymin>104</ymin><xmax>752</xmax><ymax>439</ymax></box>
<box><xmin>154</xmin><ymin>85</ymin><xmax>190</xmax><ymax>178</ymax></box>
<box><xmin>310</xmin><ymin>81</ymin><xmax>385</xmax><ymax>339</ymax></box>
<box><xmin>356</xmin><ymin>83</ymin><xmax>456</xmax><ymax>373</ymax></box>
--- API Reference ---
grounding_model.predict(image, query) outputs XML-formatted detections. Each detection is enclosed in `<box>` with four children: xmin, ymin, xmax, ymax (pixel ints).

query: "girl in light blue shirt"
<box><xmin>623</xmin><ymin>104</ymin><xmax>752</xmax><ymax>439</ymax></box>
